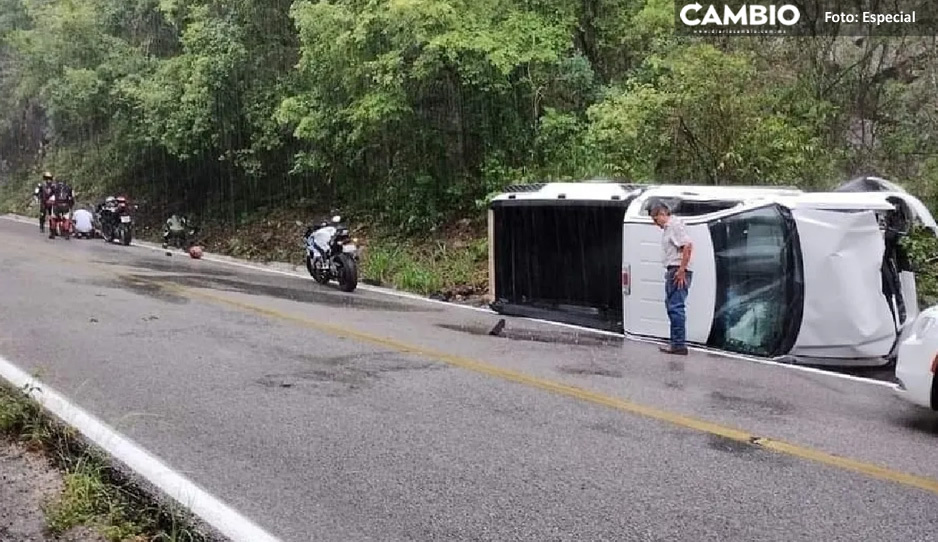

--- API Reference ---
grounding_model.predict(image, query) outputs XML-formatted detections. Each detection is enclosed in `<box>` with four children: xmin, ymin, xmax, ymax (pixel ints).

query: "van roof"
<box><xmin>491</xmin><ymin>182</ymin><xmax>645</xmax><ymax>202</ymax></box>
<box><xmin>774</xmin><ymin>191</ymin><xmax>898</xmax><ymax>210</ymax></box>
<box><xmin>490</xmin><ymin>182</ymin><xmax>804</xmax><ymax>203</ymax></box>
<box><xmin>490</xmin><ymin>182</ymin><xmax>936</xmax><ymax>232</ymax></box>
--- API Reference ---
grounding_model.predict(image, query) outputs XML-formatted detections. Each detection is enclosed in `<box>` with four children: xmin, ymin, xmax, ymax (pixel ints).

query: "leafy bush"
<box><xmin>901</xmin><ymin>224</ymin><xmax>938</xmax><ymax>308</ymax></box>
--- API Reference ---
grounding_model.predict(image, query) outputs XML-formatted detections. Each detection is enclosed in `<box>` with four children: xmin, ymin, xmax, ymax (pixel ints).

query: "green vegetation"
<box><xmin>361</xmin><ymin>235</ymin><xmax>487</xmax><ymax>296</ymax></box>
<box><xmin>1</xmin><ymin>0</ymin><xmax>938</xmax><ymax>296</ymax></box>
<box><xmin>0</xmin><ymin>382</ymin><xmax>204</xmax><ymax>541</ymax></box>
<box><xmin>903</xmin><ymin>224</ymin><xmax>938</xmax><ymax>308</ymax></box>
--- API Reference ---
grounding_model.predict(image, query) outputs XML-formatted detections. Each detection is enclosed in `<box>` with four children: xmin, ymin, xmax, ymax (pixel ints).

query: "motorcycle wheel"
<box><xmin>120</xmin><ymin>226</ymin><xmax>132</xmax><ymax>246</ymax></box>
<box><xmin>307</xmin><ymin>254</ymin><xmax>330</xmax><ymax>284</ymax></box>
<box><xmin>336</xmin><ymin>253</ymin><xmax>358</xmax><ymax>292</ymax></box>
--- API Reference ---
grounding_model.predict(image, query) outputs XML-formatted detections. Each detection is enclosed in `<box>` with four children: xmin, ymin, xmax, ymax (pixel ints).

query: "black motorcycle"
<box><xmin>98</xmin><ymin>197</ymin><xmax>135</xmax><ymax>245</ymax></box>
<box><xmin>304</xmin><ymin>215</ymin><xmax>359</xmax><ymax>292</ymax></box>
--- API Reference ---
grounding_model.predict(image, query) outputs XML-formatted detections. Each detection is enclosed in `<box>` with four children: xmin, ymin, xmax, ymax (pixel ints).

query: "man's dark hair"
<box><xmin>650</xmin><ymin>202</ymin><xmax>671</xmax><ymax>217</ymax></box>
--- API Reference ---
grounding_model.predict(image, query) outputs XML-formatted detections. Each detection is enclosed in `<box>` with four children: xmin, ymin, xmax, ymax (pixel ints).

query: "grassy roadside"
<box><xmin>0</xmin><ymin>381</ymin><xmax>209</xmax><ymax>542</ymax></box>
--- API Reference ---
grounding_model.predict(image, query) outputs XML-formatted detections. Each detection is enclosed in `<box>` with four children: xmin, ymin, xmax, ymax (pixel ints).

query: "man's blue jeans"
<box><xmin>665</xmin><ymin>267</ymin><xmax>692</xmax><ymax>349</ymax></box>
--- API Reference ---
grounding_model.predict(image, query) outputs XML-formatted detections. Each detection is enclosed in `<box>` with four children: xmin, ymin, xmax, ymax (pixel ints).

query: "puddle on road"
<box><xmin>586</xmin><ymin>421</ymin><xmax>633</xmax><ymax>439</ymax></box>
<box><xmin>705</xmin><ymin>434</ymin><xmax>794</xmax><ymax>466</ymax></box>
<box><xmin>256</xmin><ymin>352</ymin><xmax>445</xmax><ymax>396</ymax></box>
<box><xmin>709</xmin><ymin>391</ymin><xmax>795</xmax><ymax>416</ymax></box>
<box><xmin>67</xmin><ymin>277</ymin><xmax>188</xmax><ymax>304</ymax></box>
<box><xmin>90</xmin><ymin>253</ymin><xmax>430</xmax><ymax>311</ymax></box>
<box><xmin>91</xmin><ymin>257</ymin><xmax>236</xmax><ymax>277</ymax></box>
<box><xmin>128</xmin><ymin>257</ymin><xmax>237</xmax><ymax>277</ymax></box>
<box><xmin>128</xmin><ymin>273</ymin><xmax>431</xmax><ymax>312</ymax></box>
<box><xmin>436</xmin><ymin>322</ymin><xmax>621</xmax><ymax>348</ymax></box>
<box><xmin>556</xmin><ymin>365</ymin><xmax>624</xmax><ymax>378</ymax></box>
<box><xmin>707</xmin><ymin>434</ymin><xmax>760</xmax><ymax>456</ymax></box>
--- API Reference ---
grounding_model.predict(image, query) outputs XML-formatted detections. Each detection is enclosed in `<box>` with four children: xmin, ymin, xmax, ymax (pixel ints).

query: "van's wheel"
<box><xmin>336</xmin><ymin>253</ymin><xmax>358</xmax><ymax>292</ymax></box>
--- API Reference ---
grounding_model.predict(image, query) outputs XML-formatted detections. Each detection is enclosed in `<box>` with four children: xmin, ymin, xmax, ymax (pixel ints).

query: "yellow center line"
<box><xmin>135</xmin><ymin>276</ymin><xmax>938</xmax><ymax>496</ymax></box>
<box><xmin>6</xmin><ymin>227</ymin><xmax>938</xmax><ymax>496</ymax></box>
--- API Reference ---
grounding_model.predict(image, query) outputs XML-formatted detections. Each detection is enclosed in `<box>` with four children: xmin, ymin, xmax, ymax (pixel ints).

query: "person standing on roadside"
<box><xmin>651</xmin><ymin>203</ymin><xmax>693</xmax><ymax>355</ymax></box>
<box><xmin>33</xmin><ymin>171</ymin><xmax>54</xmax><ymax>233</ymax></box>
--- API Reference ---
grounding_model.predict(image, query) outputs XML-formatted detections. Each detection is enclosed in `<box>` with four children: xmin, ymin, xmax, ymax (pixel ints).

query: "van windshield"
<box><xmin>706</xmin><ymin>204</ymin><xmax>804</xmax><ymax>357</ymax></box>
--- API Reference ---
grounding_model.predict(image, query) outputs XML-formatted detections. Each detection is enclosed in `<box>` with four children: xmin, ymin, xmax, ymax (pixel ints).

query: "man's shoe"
<box><xmin>659</xmin><ymin>346</ymin><xmax>689</xmax><ymax>355</ymax></box>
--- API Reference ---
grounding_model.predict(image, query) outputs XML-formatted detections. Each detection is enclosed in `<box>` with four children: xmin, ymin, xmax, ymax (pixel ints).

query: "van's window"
<box><xmin>642</xmin><ymin>197</ymin><xmax>739</xmax><ymax>217</ymax></box>
<box><xmin>706</xmin><ymin>204</ymin><xmax>804</xmax><ymax>357</ymax></box>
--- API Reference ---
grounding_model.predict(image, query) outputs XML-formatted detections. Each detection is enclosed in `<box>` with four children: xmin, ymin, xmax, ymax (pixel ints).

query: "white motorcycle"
<box><xmin>304</xmin><ymin>215</ymin><xmax>359</xmax><ymax>292</ymax></box>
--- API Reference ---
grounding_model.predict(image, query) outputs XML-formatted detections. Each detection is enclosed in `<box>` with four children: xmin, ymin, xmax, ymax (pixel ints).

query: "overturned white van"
<box><xmin>489</xmin><ymin>179</ymin><xmax>938</xmax><ymax>366</ymax></box>
<box><xmin>487</xmin><ymin>182</ymin><xmax>802</xmax><ymax>331</ymax></box>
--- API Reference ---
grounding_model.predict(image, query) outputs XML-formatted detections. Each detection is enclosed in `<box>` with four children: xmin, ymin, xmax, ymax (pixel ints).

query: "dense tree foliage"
<box><xmin>1</xmin><ymin>0</ymin><xmax>936</xmax><ymax>232</ymax></box>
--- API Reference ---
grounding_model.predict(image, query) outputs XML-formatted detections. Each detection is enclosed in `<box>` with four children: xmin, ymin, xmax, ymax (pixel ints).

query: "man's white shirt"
<box><xmin>73</xmin><ymin>209</ymin><xmax>94</xmax><ymax>233</ymax></box>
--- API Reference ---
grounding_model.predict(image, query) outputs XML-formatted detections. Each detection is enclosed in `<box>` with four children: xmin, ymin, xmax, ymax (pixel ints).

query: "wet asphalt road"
<box><xmin>2</xmin><ymin>217</ymin><xmax>938</xmax><ymax>541</ymax></box>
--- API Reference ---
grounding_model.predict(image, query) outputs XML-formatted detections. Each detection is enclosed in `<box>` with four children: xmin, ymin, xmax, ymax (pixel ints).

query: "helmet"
<box><xmin>42</xmin><ymin>171</ymin><xmax>53</xmax><ymax>180</ymax></box>
<box><xmin>105</xmin><ymin>196</ymin><xmax>116</xmax><ymax>203</ymax></box>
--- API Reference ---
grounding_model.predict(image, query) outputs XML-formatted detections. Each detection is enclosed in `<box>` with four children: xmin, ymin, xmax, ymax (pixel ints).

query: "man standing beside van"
<box><xmin>651</xmin><ymin>203</ymin><xmax>693</xmax><ymax>355</ymax></box>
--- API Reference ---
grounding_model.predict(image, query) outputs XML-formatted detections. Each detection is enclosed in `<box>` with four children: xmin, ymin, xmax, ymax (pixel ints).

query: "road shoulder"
<box><xmin>0</xmin><ymin>438</ymin><xmax>107</xmax><ymax>542</ymax></box>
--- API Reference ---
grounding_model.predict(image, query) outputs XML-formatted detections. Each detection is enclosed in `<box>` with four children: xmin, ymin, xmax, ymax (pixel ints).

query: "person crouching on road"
<box><xmin>651</xmin><ymin>203</ymin><xmax>694</xmax><ymax>355</ymax></box>
<box><xmin>72</xmin><ymin>206</ymin><xmax>95</xmax><ymax>238</ymax></box>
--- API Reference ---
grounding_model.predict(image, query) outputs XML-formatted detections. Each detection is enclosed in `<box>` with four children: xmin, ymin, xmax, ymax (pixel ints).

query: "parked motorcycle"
<box><xmin>98</xmin><ymin>196</ymin><xmax>135</xmax><ymax>245</ymax></box>
<box><xmin>304</xmin><ymin>215</ymin><xmax>359</xmax><ymax>292</ymax></box>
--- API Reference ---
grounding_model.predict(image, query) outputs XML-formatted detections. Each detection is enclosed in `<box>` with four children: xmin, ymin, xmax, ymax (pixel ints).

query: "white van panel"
<box><xmin>622</xmin><ymin>221</ymin><xmax>715</xmax><ymax>343</ymax></box>
<box><xmin>900</xmin><ymin>270</ymin><xmax>920</xmax><ymax>325</ymax></box>
<box><xmin>790</xmin><ymin>208</ymin><xmax>897</xmax><ymax>359</ymax></box>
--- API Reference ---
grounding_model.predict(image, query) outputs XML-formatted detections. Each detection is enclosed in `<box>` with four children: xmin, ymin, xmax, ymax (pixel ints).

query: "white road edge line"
<box><xmin>0</xmin><ymin>353</ymin><xmax>284</xmax><ymax>542</ymax></box>
<box><xmin>1</xmin><ymin>214</ymin><xmax>898</xmax><ymax>389</ymax></box>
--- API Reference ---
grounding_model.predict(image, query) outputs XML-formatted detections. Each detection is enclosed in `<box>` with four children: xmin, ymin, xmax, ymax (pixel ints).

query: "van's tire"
<box><xmin>336</xmin><ymin>253</ymin><xmax>358</xmax><ymax>292</ymax></box>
